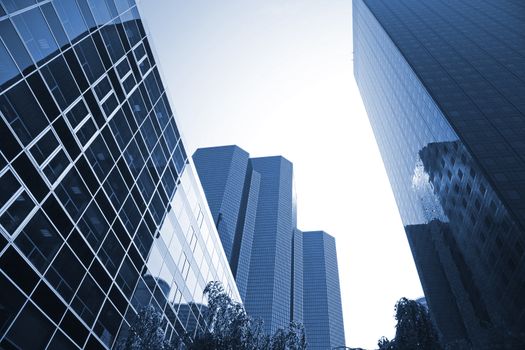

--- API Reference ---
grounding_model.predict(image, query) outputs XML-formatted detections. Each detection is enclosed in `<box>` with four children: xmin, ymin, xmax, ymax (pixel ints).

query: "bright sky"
<box><xmin>139</xmin><ymin>1</ymin><xmax>423</xmax><ymax>348</ymax></box>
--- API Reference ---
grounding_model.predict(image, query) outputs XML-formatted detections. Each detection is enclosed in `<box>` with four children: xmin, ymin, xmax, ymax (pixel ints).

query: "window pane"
<box><xmin>15</xmin><ymin>210</ymin><xmax>63</xmax><ymax>273</ymax></box>
<box><xmin>5</xmin><ymin>302</ymin><xmax>55</xmax><ymax>349</ymax></box>
<box><xmin>0</xmin><ymin>80</ymin><xmax>48</xmax><ymax>145</ymax></box>
<box><xmin>41</xmin><ymin>56</ymin><xmax>80</xmax><ymax>110</ymax></box>
<box><xmin>53</xmin><ymin>0</ymin><xmax>88</xmax><ymax>43</ymax></box>
<box><xmin>0</xmin><ymin>190</ymin><xmax>34</xmax><ymax>234</ymax></box>
<box><xmin>0</xmin><ymin>273</ymin><xmax>27</xmax><ymax>335</ymax></box>
<box><xmin>55</xmin><ymin>168</ymin><xmax>90</xmax><ymax>221</ymax></box>
<box><xmin>12</xmin><ymin>8</ymin><xmax>58</xmax><ymax>64</ymax></box>
<box><xmin>74</xmin><ymin>37</ymin><xmax>104</xmax><ymax>84</ymax></box>
<box><xmin>0</xmin><ymin>41</ymin><xmax>20</xmax><ymax>89</ymax></box>
<box><xmin>43</xmin><ymin>149</ymin><xmax>70</xmax><ymax>184</ymax></box>
<box><xmin>0</xmin><ymin>19</ymin><xmax>34</xmax><ymax>74</ymax></box>
<box><xmin>29</xmin><ymin>129</ymin><xmax>59</xmax><ymax>165</ymax></box>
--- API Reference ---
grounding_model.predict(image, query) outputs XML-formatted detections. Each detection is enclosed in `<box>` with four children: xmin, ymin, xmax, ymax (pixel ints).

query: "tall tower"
<box><xmin>354</xmin><ymin>0</ymin><xmax>525</xmax><ymax>347</ymax></box>
<box><xmin>303</xmin><ymin>231</ymin><xmax>345</xmax><ymax>350</ymax></box>
<box><xmin>0</xmin><ymin>1</ymin><xmax>238</xmax><ymax>349</ymax></box>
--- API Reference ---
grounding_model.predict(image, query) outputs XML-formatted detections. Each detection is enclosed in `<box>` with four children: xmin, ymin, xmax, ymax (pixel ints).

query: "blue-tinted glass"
<box><xmin>29</xmin><ymin>129</ymin><xmax>59</xmax><ymax>165</ymax></box>
<box><xmin>12</xmin><ymin>8</ymin><xmax>58</xmax><ymax>64</ymax></box>
<box><xmin>0</xmin><ymin>19</ymin><xmax>34</xmax><ymax>74</ymax></box>
<box><xmin>55</xmin><ymin>168</ymin><xmax>90</xmax><ymax>221</ymax></box>
<box><xmin>0</xmin><ymin>273</ymin><xmax>27</xmax><ymax>335</ymax></box>
<box><xmin>41</xmin><ymin>3</ymin><xmax>69</xmax><ymax>48</ymax></box>
<box><xmin>100</xmin><ymin>22</ymin><xmax>125</xmax><ymax>62</ymax></box>
<box><xmin>0</xmin><ymin>170</ymin><xmax>20</xmax><ymax>209</ymax></box>
<box><xmin>43</xmin><ymin>149</ymin><xmax>69</xmax><ymax>183</ymax></box>
<box><xmin>87</xmin><ymin>0</ymin><xmax>111</xmax><ymax>25</ymax></box>
<box><xmin>1</xmin><ymin>0</ymin><xmax>35</xmax><ymax>13</ymax></box>
<box><xmin>5</xmin><ymin>302</ymin><xmax>55</xmax><ymax>349</ymax></box>
<box><xmin>0</xmin><ymin>41</ymin><xmax>19</xmax><ymax>90</ymax></box>
<box><xmin>53</xmin><ymin>0</ymin><xmax>88</xmax><ymax>43</ymax></box>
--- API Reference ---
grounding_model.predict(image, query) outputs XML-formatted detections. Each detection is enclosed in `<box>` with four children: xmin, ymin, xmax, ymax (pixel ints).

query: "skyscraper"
<box><xmin>354</xmin><ymin>0</ymin><xmax>525</xmax><ymax>347</ymax></box>
<box><xmin>193</xmin><ymin>145</ymin><xmax>345</xmax><ymax>342</ymax></box>
<box><xmin>0</xmin><ymin>1</ymin><xmax>238</xmax><ymax>349</ymax></box>
<box><xmin>193</xmin><ymin>145</ymin><xmax>259</xmax><ymax>301</ymax></box>
<box><xmin>303</xmin><ymin>231</ymin><xmax>345</xmax><ymax>350</ymax></box>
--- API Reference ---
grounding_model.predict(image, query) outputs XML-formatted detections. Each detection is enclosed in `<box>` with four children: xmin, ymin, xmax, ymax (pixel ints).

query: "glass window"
<box><xmin>66</xmin><ymin>99</ymin><xmax>90</xmax><ymax>129</ymax></box>
<box><xmin>99</xmin><ymin>230</ymin><xmax>125</xmax><ymax>275</ymax></box>
<box><xmin>78</xmin><ymin>201</ymin><xmax>109</xmax><ymax>251</ymax></box>
<box><xmin>0</xmin><ymin>41</ymin><xmax>20</xmax><ymax>89</ymax></box>
<box><xmin>0</xmin><ymin>169</ymin><xmax>21</xmax><ymax>209</ymax></box>
<box><xmin>76</xmin><ymin>117</ymin><xmax>98</xmax><ymax>146</ymax></box>
<box><xmin>100</xmin><ymin>23</ymin><xmax>125</xmax><ymax>62</ymax></box>
<box><xmin>85</xmin><ymin>134</ymin><xmax>113</xmax><ymax>181</ymax></box>
<box><xmin>55</xmin><ymin>168</ymin><xmax>91</xmax><ymax>221</ymax></box>
<box><xmin>43</xmin><ymin>149</ymin><xmax>70</xmax><ymax>184</ymax></box>
<box><xmin>0</xmin><ymin>19</ymin><xmax>34</xmax><ymax>74</ymax></box>
<box><xmin>87</xmin><ymin>0</ymin><xmax>112</xmax><ymax>25</ymax></box>
<box><xmin>15</xmin><ymin>210</ymin><xmax>63</xmax><ymax>273</ymax></box>
<box><xmin>0</xmin><ymin>80</ymin><xmax>48</xmax><ymax>145</ymax></box>
<box><xmin>32</xmin><ymin>281</ymin><xmax>66</xmax><ymax>323</ymax></box>
<box><xmin>71</xmin><ymin>274</ymin><xmax>105</xmax><ymax>326</ymax></box>
<box><xmin>45</xmin><ymin>245</ymin><xmax>85</xmax><ymax>302</ymax></box>
<box><xmin>103</xmin><ymin>167</ymin><xmax>128</xmax><ymax>208</ymax></box>
<box><xmin>0</xmin><ymin>272</ymin><xmax>27</xmax><ymax>335</ymax></box>
<box><xmin>53</xmin><ymin>0</ymin><xmax>88</xmax><ymax>43</ymax></box>
<box><xmin>0</xmin><ymin>189</ymin><xmax>34</xmax><ymax>234</ymax></box>
<box><xmin>12</xmin><ymin>8</ymin><xmax>58</xmax><ymax>64</ymax></box>
<box><xmin>29</xmin><ymin>130</ymin><xmax>60</xmax><ymax>166</ymax></box>
<box><xmin>41</xmin><ymin>3</ymin><xmax>69</xmax><ymax>48</ymax></box>
<box><xmin>95</xmin><ymin>300</ymin><xmax>122</xmax><ymax>347</ymax></box>
<box><xmin>5</xmin><ymin>302</ymin><xmax>55</xmax><ymax>349</ymax></box>
<box><xmin>41</xmin><ymin>55</ymin><xmax>80</xmax><ymax>110</ymax></box>
<box><xmin>26</xmin><ymin>71</ymin><xmax>61</xmax><ymax>122</ymax></box>
<box><xmin>110</xmin><ymin>110</ymin><xmax>132</xmax><ymax>149</ymax></box>
<box><xmin>0</xmin><ymin>246</ymin><xmax>39</xmax><ymax>294</ymax></box>
<box><xmin>128</xmin><ymin>88</ymin><xmax>147</xmax><ymax>123</ymax></box>
<box><xmin>74</xmin><ymin>37</ymin><xmax>104</xmax><ymax>84</ymax></box>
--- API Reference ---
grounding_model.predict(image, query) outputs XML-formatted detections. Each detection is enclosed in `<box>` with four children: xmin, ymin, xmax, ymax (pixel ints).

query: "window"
<box><xmin>53</xmin><ymin>0</ymin><xmax>88</xmax><ymax>43</ymax></box>
<box><xmin>12</xmin><ymin>8</ymin><xmax>58</xmax><ymax>64</ymax></box>
<box><xmin>5</xmin><ymin>302</ymin><xmax>55</xmax><ymax>349</ymax></box>
<box><xmin>55</xmin><ymin>168</ymin><xmax>91</xmax><ymax>221</ymax></box>
<box><xmin>41</xmin><ymin>56</ymin><xmax>80</xmax><ymax>110</ymax></box>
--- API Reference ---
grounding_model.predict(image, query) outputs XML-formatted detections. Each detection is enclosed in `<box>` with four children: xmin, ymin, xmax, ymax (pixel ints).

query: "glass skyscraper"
<box><xmin>193</xmin><ymin>145</ymin><xmax>345</xmax><ymax>342</ymax></box>
<box><xmin>303</xmin><ymin>231</ymin><xmax>345</xmax><ymax>350</ymax></box>
<box><xmin>0</xmin><ymin>1</ymin><xmax>238</xmax><ymax>349</ymax></box>
<box><xmin>354</xmin><ymin>0</ymin><xmax>525</xmax><ymax>347</ymax></box>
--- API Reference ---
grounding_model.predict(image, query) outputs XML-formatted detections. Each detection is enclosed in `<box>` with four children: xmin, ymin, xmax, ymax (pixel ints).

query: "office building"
<box><xmin>354</xmin><ymin>0</ymin><xmax>525</xmax><ymax>347</ymax></box>
<box><xmin>0</xmin><ymin>1</ymin><xmax>238</xmax><ymax>349</ymax></box>
<box><xmin>303</xmin><ymin>231</ymin><xmax>345</xmax><ymax>350</ymax></box>
<box><xmin>194</xmin><ymin>146</ymin><xmax>345</xmax><ymax>342</ymax></box>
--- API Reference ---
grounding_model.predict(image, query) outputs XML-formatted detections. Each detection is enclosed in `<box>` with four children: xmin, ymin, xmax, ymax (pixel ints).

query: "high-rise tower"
<box><xmin>354</xmin><ymin>0</ymin><xmax>525</xmax><ymax>347</ymax></box>
<box><xmin>0</xmin><ymin>1</ymin><xmax>238</xmax><ymax>348</ymax></box>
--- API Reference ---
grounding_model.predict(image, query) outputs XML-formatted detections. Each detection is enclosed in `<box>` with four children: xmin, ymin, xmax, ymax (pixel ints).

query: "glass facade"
<box><xmin>354</xmin><ymin>0</ymin><xmax>525</xmax><ymax>347</ymax></box>
<box><xmin>303</xmin><ymin>231</ymin><xmax>345</xmax><ymax>350</ymax></box>
<box><xmin>0</xmin><ymin>1</ymin><xmax>238</xmax><ymax>349</ymax></box>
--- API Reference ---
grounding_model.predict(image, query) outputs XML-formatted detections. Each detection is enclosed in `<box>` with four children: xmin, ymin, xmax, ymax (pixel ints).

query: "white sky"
<box><xmin>139</xmin><ymin>1</ymin><xmax>424</xmax><ymax>348</ymax></box>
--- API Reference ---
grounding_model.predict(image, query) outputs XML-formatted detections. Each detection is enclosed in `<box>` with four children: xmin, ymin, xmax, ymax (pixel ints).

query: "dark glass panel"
<box><xmin>55</xmin><ymin>168</ymin><xmax>90</xmax><ymax>221</ymax></box>
<box><xmin>0</xmin><ymin>118</ymin><xmax>22</xmax><ymax>161</ymax></box>
<box><xmin>41</xmin><ymin>55</ymin><xmax>80</xmax><ymax>110</ymax></box>
<box><xmin>0</xmin><ymin>80</ymin><xmax>48</xmax><ymax>145</ymax></box>
<box><xmin>12</xmin><ymin>8</ymin><xmax>58</xmax><ymax>64</ymax></box>
<box><xmin>0</xmin><ymin>189</ymin><xmax>34</xmax><ymax>234</ymax></box>
<box><xmin>108</xmin><ymin>68</ymin><xmax>125</xmax><ymax>101</ymax></box>
<box><xmin>89</xmin><ymin>258</ymin><xmax>111</xmax><ymax>290</ymax></box>
<box><xmin>26</xmin><ymin>71</ymin><xmax>60</xmax><ymax>121</ymax></box>
<box><xmin>139</xmin><ymin>83</ymin><xmax>152</xmax><ymax>112</ymax></box>
<box><xmin>74</xmin><ymin>37</ymin><xmax>104</xmax><ymax>84</ymax></box>
<box><xmin>0</xmin><ymin>272</ymin><xmax>27</xmax><ymax>335</ymax></box>
<box><xmin>101</xmin><ymin>124</ymin><xmax>120</xmax><ymax>159</ymax></box>
<box><xmin>0</xmin><ymin>169</ymin><xmax>20</xmax><ymax>209</ymax></box>
<box><xmin>85</xmin><ymin>134</ymin><xmax>114</xmax><ymax>181</ymax></box>
<box><xmin>75</xmin><ymin>157</ymin><xmax>99</xmax><ymax>194</ymax></box>
<box><xmin>84</xmin><ymin>88</ymin><xmax>105</xmax><ymax>127</ymax></box>
<box><xmin>42</xmin><ymin>194</ymin><xmax>73</xmax><ymax>236</ymax></box>
<box><xmin>109</xmin><ymin>284</ymin><xmax>127</xmax><ymax>315</ymax></box>
<box><xmin>99</xmin><ymin>230</ymin><xmax>125</xmax><ymax>275</ymax></box>
<box><xmin>103</xmin><ymin>167</ymin><xmax>128</xmax><ymax>208</ymax></box>
<box><xmin>41</xmin><ymin>3</ymin><xmax>69</xmax><ymax>49</ymax></box>
<box><xmin>110</xmin><ymin>110</ymin><xmax>132</xmax><ymax>150</ymax></box>
<box><xmin>72</xmin><ymin>273</ymin><xmax>104</xmax><ymax>326</ymax></box>
<box><xmin>15</xmin><ymin>210</ymin><xmax>63</xmax><ymax>273</ymax></box>
<box><xmin>128</xmin><ymin>87</ymin><xmax>147</xmax><ymax>123</ymax></box>
<box><xmin>0</xmin><ymin>19</ymin><xmax>34</xmax><ymax>74</ymax></box>
<box><xmin>123</xmin><ymin>139</ymin><xmax>144</xmax><ymax>177</ymax></box>
<box><xmin>94</xmin><ymin>76</ymin><xmax>112</xmax><ymax>100</ymax></box>
<box><xmin>78</xmin><ymin>200</ymin><xmax>109</xmax><ymax>251</ymax></box>
<box><xmin>66</xmin><ymin>99</ymin><xmax>89</xmax><ymax>129</ymax></box>
<box><xmin>76</xmin><ymin>0</ymin><xmax>96</xmax><ymax>30</ymax></box>
<box><xmin>116</xmin><ymin>257</ymin><xmax>139</xmax><ymax>298</ymax></box>
<box><xmin>60</xmin><ymin>310</ymin><xmax>89</xmax><ymax>346</ymax></box>
<box><xmin>86</xmin><ymin>335</ymin><xmax>106</xmax><ymax>350</ymax></box>
<box><xmin>0</xmin><ymin>246</ymin><xmax>39</xmax><ymax>294</ymax></box>
<box><xmin>43</xmin><ymin>149</ymin><xmax>70</xmax><ymax>184</ymax></box>
<box><xmin>13</xmin><ymin>154</ymin><xmax>47</xmax><ymax>202</ymax></box>
<box><xmin>76</xmin><ymin>117</ymin><xmax>98</xmax><ymax>146</ymax></box>
<box><xmin>121</xmin><ymin>13</ymin><xmax>140</xmax><ymax>47</ymax></box>
<box><xmin>47</xmin><ymin>330</ymin><xmax>77</xmax><ymax>349</ymax></box>
<box><xmin>116</xmin><ymin>58</ymin><xmax>131</xmax><ymax>78</ymax></box>
<box><xmin>64</xmin><ymin>48</ymin><xmax>89</xmax><ymax>92</ymax></box>
<box><xmin>102</xmin><ymin>93</ymin><xmax>119</xmax><ymax>117</ymax></box>
<box><xmin>119</xmin><ymin>195</ymin><xmax>140</xmax><ymax>234</ymax></box>
<box><xmin>100</xmin><ymin>23</ymin><xmax>125</xmax><ymax>62</ymax></box>
<box><xmin>67</xmin><ymin>228</ymin><xmax>94</xmax><ymax>268</ymax></box>
<box><xmin>45</xmin><ymin>245</ymin><xmax>84</xmax><ymax>302</ymax></box>
<box><xmin>53</xmin><ymin>0</ymin><xmax>88</xmax><ymax>43</ymax></box>
<box><xmin>5</xmin><ymin>302</ymin><xmax>54</xmax><ymax>349</ymax></box>
<box><xmin>91</xmin><ymin>31</ymin><xmax>111</xmax><ymax>70</ymax></box>
<box><xmin>95</xmin><ymin>300</ymin><xmax>121</xmax><ymax>347</ymax></box>
<box><xmin>53</xmin><ymin>116</ymin><xmax>81</xmax><ymax>161</ymax></box>
<box><xmin>32</xmin><ymin>281</ymin><xmax>66</xmax><ymax>323</ymax></box>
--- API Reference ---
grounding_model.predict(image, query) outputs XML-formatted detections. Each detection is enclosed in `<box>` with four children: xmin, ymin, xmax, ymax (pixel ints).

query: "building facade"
<box><xmin>0</xmin><ymin>1</ymin><xmax>239</xmax><ymax>349</ymax></box>
<box><xmin>354</xmin><ymin>0</ymin><xmax>525</xmax><ymax>347</ymax></box>
<box><xmin>303</xmin><ymin>231</ymin><xmax>345</xmax><ymax>350</ymax></box>
<box><xmin>193</xmin><ymin>145</ymin><xmax>345</xmax><ymax>343</ymax></box>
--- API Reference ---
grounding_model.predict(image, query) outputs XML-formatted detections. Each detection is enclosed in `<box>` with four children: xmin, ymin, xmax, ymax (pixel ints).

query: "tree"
<box><xmin>378</xmin><ymin>297</ymin><xmax>441</xmax><ymax>350</ymax></box>
<box><xmin>118</xmin><ymin>304</ymin><xmax>179</xmax><ymax>350</ymax></box>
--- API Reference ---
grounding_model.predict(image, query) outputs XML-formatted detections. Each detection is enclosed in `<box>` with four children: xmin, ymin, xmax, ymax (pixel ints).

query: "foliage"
<box><xmin>378</xmin><ymin>297</ymin><xmax>441</xmax><ymax>350</ymax></box>
<box><xmin>119</xmin><ymin>281</ymin><xmax>307</xmax><ymax>350</ymax></box>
